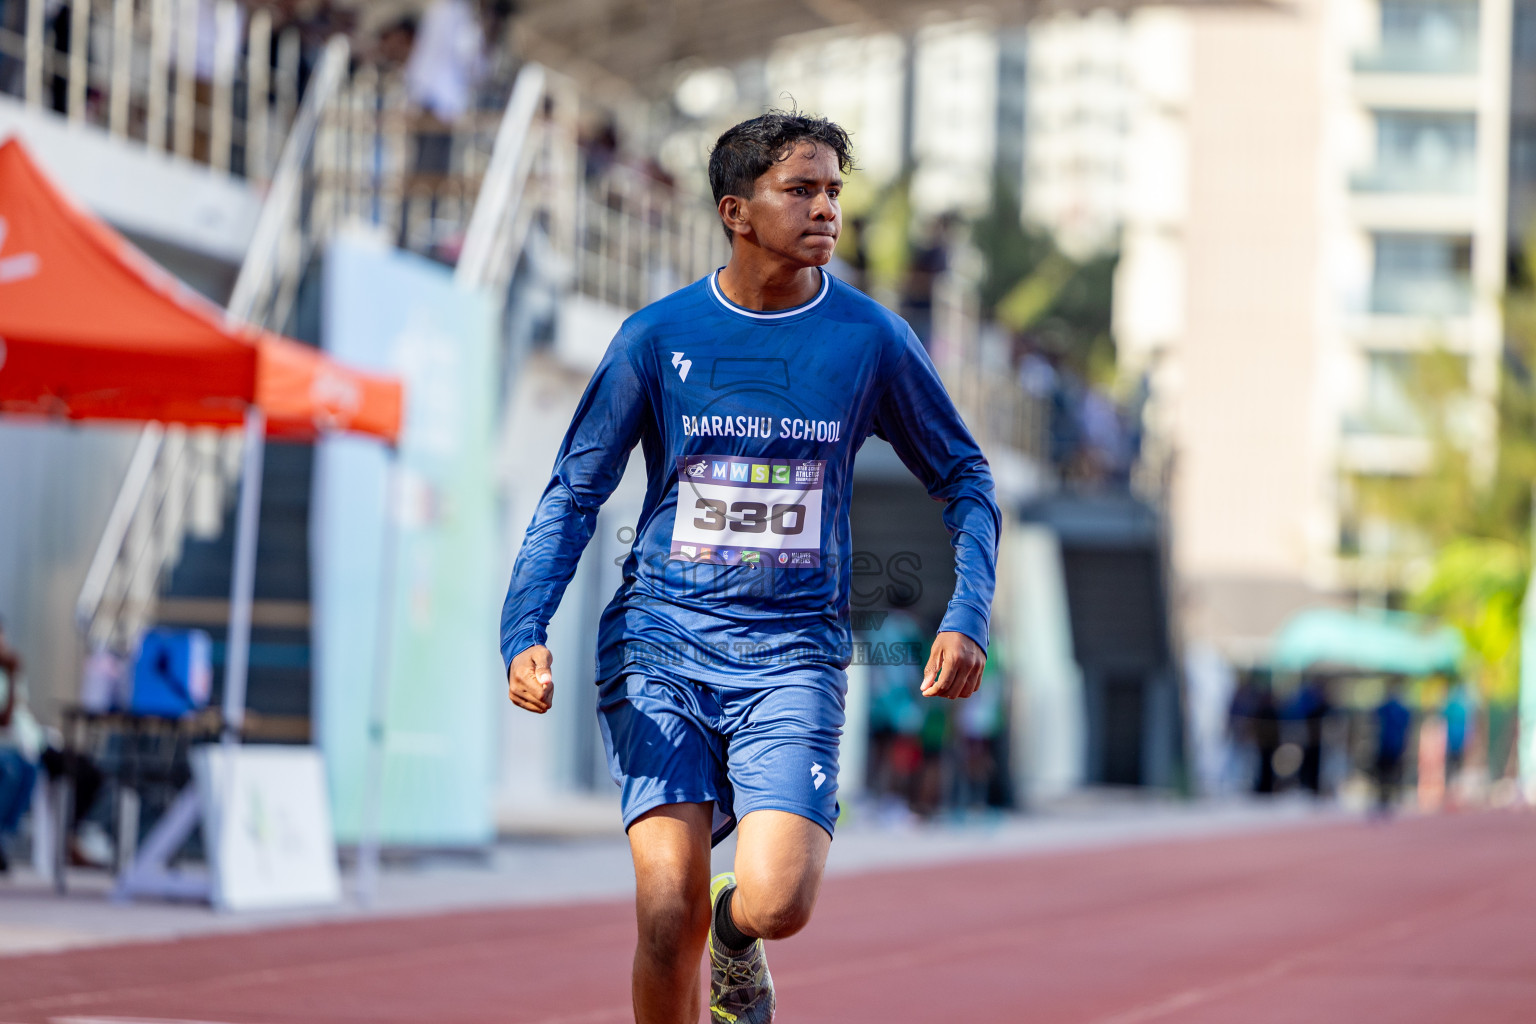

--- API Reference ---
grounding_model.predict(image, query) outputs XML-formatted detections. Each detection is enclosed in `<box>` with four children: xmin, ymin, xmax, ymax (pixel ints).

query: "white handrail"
<box><xmin>75</xmin><ymin>424</ymin><xmax>165</xmax><ymax>634</ymax></box>
<box><xmin>457</xmin><ymin>63</ymin><xmax>548</xmax><ymax>289</ymax></box>
<box><xmin>227</xmin><ymin>35</ymin><xmax>350</xmax><ymax>323</ymax></box>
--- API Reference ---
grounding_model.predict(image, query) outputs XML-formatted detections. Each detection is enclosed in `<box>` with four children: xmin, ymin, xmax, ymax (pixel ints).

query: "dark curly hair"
<box><xmin>708</xmin><ymin>109</ymin><xmax>855</xmax><ymax>240</ymax></box>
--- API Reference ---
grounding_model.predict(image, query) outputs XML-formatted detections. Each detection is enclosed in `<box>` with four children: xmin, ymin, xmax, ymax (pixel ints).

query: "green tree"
<box><xmin>1411</xmin><ymin>538</ymin><xmax>1525</xmax><ymax>703</ymax></box>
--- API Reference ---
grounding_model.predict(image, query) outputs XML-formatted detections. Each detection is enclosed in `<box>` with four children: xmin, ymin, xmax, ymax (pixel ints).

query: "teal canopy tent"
<box><xmin>1270</xmin><ymin>608</ymin><xmax>1465</xmax><ymax>676</ymax></box>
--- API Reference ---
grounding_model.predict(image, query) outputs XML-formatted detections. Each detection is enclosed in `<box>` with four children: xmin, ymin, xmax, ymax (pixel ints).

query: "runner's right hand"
<box><xmin>508</xmin><ymin>645</ymin><xmax>555</xmax><ymax>714</ymax></box>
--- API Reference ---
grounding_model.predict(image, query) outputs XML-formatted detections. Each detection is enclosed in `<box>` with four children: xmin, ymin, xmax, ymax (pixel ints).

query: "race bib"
<box><xmin>671</xmin><ymin>455</ymin><xmax>824</xmax><ymax>567</ymax></box>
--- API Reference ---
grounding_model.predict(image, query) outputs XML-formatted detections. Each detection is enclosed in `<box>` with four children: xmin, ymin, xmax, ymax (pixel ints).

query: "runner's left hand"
<box><xmin>920</xmin><ymin>631</ymin><xmax>984</xmax><ymax>700</ymax></box>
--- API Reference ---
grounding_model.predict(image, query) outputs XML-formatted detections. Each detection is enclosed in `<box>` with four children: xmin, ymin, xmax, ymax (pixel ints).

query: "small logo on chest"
<box><xmin>671</xmin><ymin>351</ymin><xmax>692</xmax><ymax>382</ymax></box>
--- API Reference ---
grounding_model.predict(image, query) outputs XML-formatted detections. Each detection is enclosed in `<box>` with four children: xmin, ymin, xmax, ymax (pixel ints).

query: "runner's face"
<box><xmin>743</xmin><ymin>142</ymin><xmax>842</xmax><ymax>266</ymax></box>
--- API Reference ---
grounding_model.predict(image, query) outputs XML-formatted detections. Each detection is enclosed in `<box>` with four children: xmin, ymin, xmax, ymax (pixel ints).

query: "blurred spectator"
<box><xmin>1441</xmin><ymin>678</ymin><xmax>1473</xmax><ymax>790</ymax></box>
<box><xmin>398</xmin><ymin>0</ymin><xmax>490</xmax><ymax>252</ymax></box>
<box><xmin>264</xmin><ymin>0</ymin><xmax>328</xmax><ymax>96</ymax></box>
<box><xmin>0</xmin><ymin>617</ymin><xmax>37</xmax><ymax>872</ymax></box>
<box><xmin>46</xmin><ymin>0</ymin><xmax>69</xmax><ymax>115</ymax></box>
<box><xmin>582</xmin><ymin>119</ymin><xmax>620</xmax><ymax>184</ymax></box>
<box><xmin>1225</xmin><ymin>670</ymin><xmax>1260</xmax><ymax>792</ymax></box>
<box><xmin>1288</xmin><ymin>675</ymin><xmax>1332</xmax><ymax>797</ymax></box>
<box><xmin>1075</xmin><ymin>388</ymin><xmax>1129</xmax><ymax>486</ymax></box>
<box><xmin>901</xmin><ymin>213</ymin><xmax>958</xmax><ymax>349</ymax></box>
<box><xmin>1250</xmin><ymin>673</ymin><xmax>1281</xmax><ymax>795</ymax></box>
<box><xmin>405</xmin><ymin>0</ymin><xmax>487</xmax><ymax>125</ymax></box>
<box><xmin>913</xmin><ymin>688</ymin><xmax>949</xmax><ymax>818</ymax></box>
<box><xmin>844</xmin><ymin>215</ymin><xmax>870</xmax><ymax>293</ymax></box>
<box><xmin>956</xmin><ymin>648</ymin><xmax>1008</xmax><ymax>812</ymax></box>
<box><xmin>373</xmin><ymin>15</ymin><xmax>418</xmax><ymax>73</ymax></box>
<box><xmin>172</xmin><ymin>0</ymin><xmax>247</xmax><ymax>163</ymax></box>
<box><xmin>1374</xmin><ymin>680</ymin><xmax>1412</xmax><ymax>816</ymax></box>
<box><xmin>0</xmin><ymin>618</ymin><xmax>108</xmax><ymax>873</ymax></box>
<box><xmin>864</xmin><ymin>610</ymin><xmax>925</xmax><ymax>817</ymax></box>
<box><xmin>1016</xmin><ymin>340</ymin><xmax>1058</xmax><ymax>402</ymax></box>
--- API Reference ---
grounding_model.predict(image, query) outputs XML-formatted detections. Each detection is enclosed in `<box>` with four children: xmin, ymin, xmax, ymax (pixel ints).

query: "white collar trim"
<box><xmin>708</xmin><ymin>268</ymin><xmax>831</xmax><ymax>320</ymax></box>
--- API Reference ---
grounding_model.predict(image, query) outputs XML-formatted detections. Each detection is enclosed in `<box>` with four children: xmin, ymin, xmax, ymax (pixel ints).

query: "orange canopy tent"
<box><xmin>1</xmin><ymin>118</ymin><xmax>407</xmax><ymax>905</ymax></box>
<box><xmin>0</xmin><ymin>137</ymin><xmax>402</xmax><ymax>443</ymax></box>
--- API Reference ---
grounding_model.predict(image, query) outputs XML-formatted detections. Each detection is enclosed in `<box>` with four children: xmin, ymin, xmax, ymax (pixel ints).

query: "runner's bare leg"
<box><xmin>629</xmin><ymin>802</ymin><xmax>713</xmax><ymax>1023</ymax></box>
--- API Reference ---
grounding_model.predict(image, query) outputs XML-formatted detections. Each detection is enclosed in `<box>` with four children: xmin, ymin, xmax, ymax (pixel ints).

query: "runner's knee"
<box><xmin>735</xmin><ymin>878</ymin><xmax>817</xmax><ymax>939</ymax></box>
<box><xmin>635</xmin><ymin>874</ymin><xmax>710</xmax><ymax>960</ymax></box>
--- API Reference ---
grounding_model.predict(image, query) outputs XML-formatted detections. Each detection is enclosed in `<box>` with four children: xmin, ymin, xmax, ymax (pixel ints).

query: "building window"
<box><xmin>1357</xmin><ymin>0</ymin><xmax>1480</xmax><ymax>73</ymax></box>
<box><xmin>1356</xmin><ymin>111</ymin><xmax>1477</xmax><ymax>192</ymax></box>
<box><xmin>1370</xmin><ymin>233</ymin><xmax>1473</xmax><ymax>316</ymax></box>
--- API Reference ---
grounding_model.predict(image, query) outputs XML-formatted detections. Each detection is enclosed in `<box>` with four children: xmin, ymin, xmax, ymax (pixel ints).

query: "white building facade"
<box><xmin>1114</xmin><ymin>0</ymin><xmax>1514</xmax><ymax>659</ymax></box>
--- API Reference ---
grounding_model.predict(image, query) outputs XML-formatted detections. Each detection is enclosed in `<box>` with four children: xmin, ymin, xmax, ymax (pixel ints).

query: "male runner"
<box><xmin>501</xmin><ymin>111</ymin><xmax>1000</xmax><ymax>1023</ymax></box>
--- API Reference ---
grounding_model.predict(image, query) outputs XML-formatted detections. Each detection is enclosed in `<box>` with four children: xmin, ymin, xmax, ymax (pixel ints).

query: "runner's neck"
<box><xmin>716</xmin><ymin>259</ymin><xmax>823</xmax><ymax>311</ymax></box>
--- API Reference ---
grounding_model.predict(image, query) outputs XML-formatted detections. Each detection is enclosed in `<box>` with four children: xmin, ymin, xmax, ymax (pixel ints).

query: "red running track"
<box><xmin>2</xmin><ymin>811</ymin><xmax>1533</xmax><ymax>1023</ymax></box>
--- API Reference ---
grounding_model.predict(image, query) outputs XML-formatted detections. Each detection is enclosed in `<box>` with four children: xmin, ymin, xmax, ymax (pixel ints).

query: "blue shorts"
<box><xmin>597</xmin><ymin>671</ymin><xmax>845</xmax><ymax>846</ymax></box>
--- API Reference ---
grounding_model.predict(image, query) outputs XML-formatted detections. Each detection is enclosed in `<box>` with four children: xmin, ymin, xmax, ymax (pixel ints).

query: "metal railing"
<box><xmin>575</xmin><ymin>159</ymin><xmax>728</xmax><ymax>311</ymax></box>
<box><xmin>0</xmin><ymin>0</ymin><xmax>304</xmax><ymax>183</ymax></box>
<box><xmin>317</xmin><ymin>60</ymin><xmax>726</xmax><ymax>308</ymax></box>
<box><xmin>73</xmin><ymin>425</ymin><xmax>227</xmax><ymax>648</ymax></box>
<box><xmin>932</xmin><ymin>272</ymin><xmax>1049</xmax><ymax>464</ymax></box>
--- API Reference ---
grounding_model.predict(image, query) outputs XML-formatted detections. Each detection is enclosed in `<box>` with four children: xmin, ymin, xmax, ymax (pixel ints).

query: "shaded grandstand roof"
<box><xmin>511</xmin><ymin>0</ymin><xmax>1273</xmax><ymax>92</ymax></box>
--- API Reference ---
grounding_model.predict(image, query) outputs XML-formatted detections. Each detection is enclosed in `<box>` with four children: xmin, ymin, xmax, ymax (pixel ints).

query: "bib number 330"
<box><xmin>692</xmin><ymin>498</ymin><xmax>806</xmax><ymax>535</ymax></box>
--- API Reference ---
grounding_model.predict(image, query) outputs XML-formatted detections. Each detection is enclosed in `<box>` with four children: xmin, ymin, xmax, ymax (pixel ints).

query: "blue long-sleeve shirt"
<box><xmin>500</xmin><ymin>269</ymin><xmax>1001</xmax><ymax>687</ymax></box>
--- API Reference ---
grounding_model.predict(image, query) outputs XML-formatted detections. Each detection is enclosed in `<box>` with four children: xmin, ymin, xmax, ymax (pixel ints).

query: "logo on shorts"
<box><xmin>811</xmin><ymin>762</ymin><xmax>826</xmax><ymax>790</ymax></box>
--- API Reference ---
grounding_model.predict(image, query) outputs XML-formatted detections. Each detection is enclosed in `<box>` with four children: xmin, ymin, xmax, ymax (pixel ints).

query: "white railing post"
<box><xmin>23</xmin><ymin>0</ymin><xmax>43</xmax><ymax>107</ymax></box>
<box><xmin>109</xmin><ymin>0</ymin><xmax>132</xmax><ymax>137</ymax></box>
<box><xmin>246</xmin><ymin>7</ymin><xmax>270</xmax><ymax>180</ymax></box>
<box><xmin>275</xmin><ymin>27</ymin><xmax>298</xmax><ymax>152</ymax></box>
<box><xmin>209</xmin><ymin>0</ymin><xmax>237</xmax><ymax>172</ymax></box>
<box><xmin>172</xmin><ymin>0</ymin><xmax>196</xmax><ymax>159</ymax></box>
<box><xmin>146</xmin><ymin>0</ymin><xmax>170</xmax><ymax>152</ymax></box>
<box><xmin>66</xmin><ymin>0</ymin><xmax>88</xmax><ymax>121</ymax></box>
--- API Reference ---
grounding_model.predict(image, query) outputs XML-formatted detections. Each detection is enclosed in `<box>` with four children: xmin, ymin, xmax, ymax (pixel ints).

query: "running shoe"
<box><xmin>708</xmin><ymin>871</ymin><xmax>776</xmax><ymax>1023</ymax></box>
